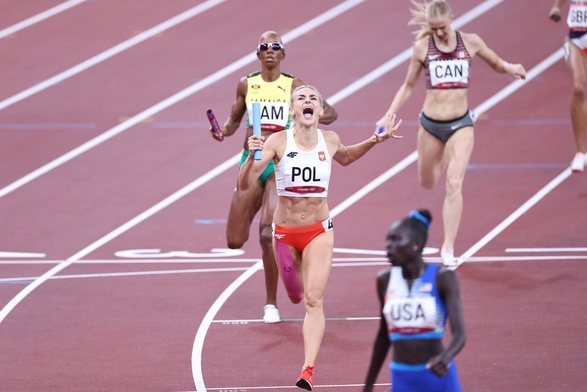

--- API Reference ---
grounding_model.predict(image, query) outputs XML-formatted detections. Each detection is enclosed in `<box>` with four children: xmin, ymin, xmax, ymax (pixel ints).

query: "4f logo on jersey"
<box><xmin>291</xmin><ymin>166</ymin><xmax>321</xmax><ymax>182</ymax></box>
<box><xmin>287</xmin><ymin>151</ymin><xmax>298</xmax><ymax>158</ymax></box>
<box><xmin>318</xmin><ymin>151</ymin><xmax>326</xmax><ymax>161</ymax></box>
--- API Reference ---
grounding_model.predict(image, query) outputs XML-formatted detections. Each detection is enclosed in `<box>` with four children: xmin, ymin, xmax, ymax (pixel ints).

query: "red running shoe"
<box><xmin>296</xmin><ymin>365</ymin><xmax>314</xmax><ymax>390</ymax></box>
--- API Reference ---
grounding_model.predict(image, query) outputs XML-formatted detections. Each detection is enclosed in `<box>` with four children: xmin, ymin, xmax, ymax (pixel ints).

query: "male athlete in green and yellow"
<box><xmin>209</xmin><ymin>31</ymin><xmax>337</xmax><ymax>324</ymax></box>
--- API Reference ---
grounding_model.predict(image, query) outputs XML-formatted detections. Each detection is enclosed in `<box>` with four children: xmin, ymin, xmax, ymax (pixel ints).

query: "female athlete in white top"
<box><xmin>239</xmin><ymin>85</ymin><xmax>402</xmax><ymax>390</ymax></box>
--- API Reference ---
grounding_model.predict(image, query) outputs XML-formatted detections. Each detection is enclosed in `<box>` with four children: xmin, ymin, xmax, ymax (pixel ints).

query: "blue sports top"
<box><xmin>382</xmin><ymin>264</ymin><xmax>448</xmax><ymax>341</ymax></box>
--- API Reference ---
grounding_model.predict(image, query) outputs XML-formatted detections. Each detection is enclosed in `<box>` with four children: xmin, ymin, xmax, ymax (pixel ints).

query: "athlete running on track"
<box><xmin>210</xmin><ymin>31</ymin><xmax>337</xmax><ymax>323</ymax></box>
<box><xmin>375</xmin><ymin>0</ymin><xmax>526</xmax><ymax>266</ymax></box>
<box><xmin>549</xmin><ymin>0</ymin><xmax>587</xmax><ymax>172</ymax></box>
<box><xmin>240</xmin><ymin>85</ymin><xmax>402</xmax><ymax>390</ymax></box>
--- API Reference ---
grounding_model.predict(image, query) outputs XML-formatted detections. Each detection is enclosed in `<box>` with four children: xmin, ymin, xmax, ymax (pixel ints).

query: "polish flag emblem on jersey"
<box><xmin>318</xmin><ymin>151</ymin><xmax>326</xmax><ymax>161</ymax></box>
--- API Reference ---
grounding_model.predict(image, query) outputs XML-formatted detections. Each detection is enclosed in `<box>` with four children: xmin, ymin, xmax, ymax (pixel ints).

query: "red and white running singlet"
<box><xmin>424</xmin><ymin>31</ymin><xmax>472</xmax><ymax>89</ymax></box>
<box><xmin>275</xmin><ymin>128</ymin><xmax>331</xmax><ymax>197</ymax></box>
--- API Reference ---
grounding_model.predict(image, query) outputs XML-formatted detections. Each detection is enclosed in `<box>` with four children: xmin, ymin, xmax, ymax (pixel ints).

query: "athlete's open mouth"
<box><xmin>303</xmin><ymin>106</ymin><xmax>314</xmax><ymax>119</ymax></box>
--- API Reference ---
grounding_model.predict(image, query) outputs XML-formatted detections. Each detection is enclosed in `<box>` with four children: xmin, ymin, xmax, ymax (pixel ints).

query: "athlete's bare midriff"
<box><xmin>274</xmin><ymin>197</ymin><xmax>329</xmax><ymax>227</ymax></box>
<box><xmin>422</xmin><ymin>89</ymin><xmax>468</xmax><ymax>120</ymax></box>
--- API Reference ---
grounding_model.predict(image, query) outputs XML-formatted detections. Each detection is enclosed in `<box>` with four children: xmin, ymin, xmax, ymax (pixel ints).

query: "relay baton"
<box><xmin>252</xmin><ymin>102</ymin><xmax>262</xmax><ymax>160</ymax></box>
<box><xmin>377</xmin><ymin>127</ymin><xmax>384</xmax><ymax>134</ymax></box>
<box><xmin>206</xmin><ymin>109</ymin><xmax>224</xmax><ymax>141</ymax></box>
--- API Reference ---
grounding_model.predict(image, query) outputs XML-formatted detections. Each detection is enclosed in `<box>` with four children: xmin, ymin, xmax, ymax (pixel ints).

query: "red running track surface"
<box><xmin>0</xmin><ymin>0</ymin><xmax>585</xmax><ymax>391</ymax></box>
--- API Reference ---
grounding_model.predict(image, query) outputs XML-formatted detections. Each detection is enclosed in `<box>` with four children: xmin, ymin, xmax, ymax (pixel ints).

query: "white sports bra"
<box><xmin>274</xmin><ymin>128</ymin><xmax>331</xmax><ymax>198</ymax></box>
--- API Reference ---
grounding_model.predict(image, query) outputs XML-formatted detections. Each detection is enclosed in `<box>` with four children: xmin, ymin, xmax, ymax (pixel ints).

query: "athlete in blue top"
<box><xmin>363</xmin><ymin>209</ymin><xmax>466</xmax><ymax>392</ymax></box>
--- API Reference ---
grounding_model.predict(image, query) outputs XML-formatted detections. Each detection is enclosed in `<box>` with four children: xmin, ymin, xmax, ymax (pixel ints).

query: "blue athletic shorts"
<box><xmin>390</xmin><ymin>361</ymin><xmax>462</xmax><ymax>392</ymax></box>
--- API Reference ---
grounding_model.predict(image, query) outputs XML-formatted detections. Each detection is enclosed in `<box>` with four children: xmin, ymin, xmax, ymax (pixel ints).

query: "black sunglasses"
<box><xmin>258</xmin><ymin>42</ymin><xmax>284</xmax><ymax>52</ymax></box>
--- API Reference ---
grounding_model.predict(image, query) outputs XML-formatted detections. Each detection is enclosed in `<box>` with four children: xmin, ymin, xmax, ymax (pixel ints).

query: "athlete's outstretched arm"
<box><xmin>375</xmin><ymin>38</ymin><xmax>426</xmax><ymax>131</ymax></box>
<box><xmin>333</xmin><ymin>114</ymin><xmax>402</xmax><ymax>166</ymax></box>
<box><xmin>467</xmin><ymin>33</ymin><xmax>526</xmax><ymax>80</ymax></box>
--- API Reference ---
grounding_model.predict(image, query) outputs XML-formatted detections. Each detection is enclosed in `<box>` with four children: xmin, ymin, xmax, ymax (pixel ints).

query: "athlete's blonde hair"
<box><xmin>258</xmin><ymin>30</ymin><xmax>284</xmax><ymax>45</ymax></box>
<box><xmin>408</xmin><ymin>0</ymin><xmax>452</xmax><ymax>40</ymax></box>
<box><xmin>291</xmin><ymin>85</ymin><xmax>324</xmax><ymax>107</ymax></box>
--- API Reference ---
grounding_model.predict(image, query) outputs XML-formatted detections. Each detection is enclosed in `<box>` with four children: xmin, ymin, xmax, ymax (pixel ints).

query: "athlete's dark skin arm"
<box><xmin>362</xmin><ymin>270</ymin><xmax>392</xmax><ymax>392</ymax></box>
<box><xmin>426</xmin><ymin>268</ymin><xmax>466</xmax><ymax>376</ymax></box>
<box><xmin>210</xmin><ymin>77</ymin><xmax>338</xmax><ymax>142</ymax></box>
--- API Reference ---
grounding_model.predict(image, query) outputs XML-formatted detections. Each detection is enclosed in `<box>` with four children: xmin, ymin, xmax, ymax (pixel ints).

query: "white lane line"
<box><xmin>0</xmin><ymin>251</ymin><xmax>45</xmax><ymax>258</ymax></box>
<box><xmin>474</xmin><ymin>48</ymin><xmax>565</xmax><ymax>116</ymax></box>
<box><xmin>192</xmin><ymin>261</ymin><xmax>264</xmax><ymax>389</ymax></box>
<box><xmin>3</xmin><ymin>254</ymin><xmax>584</xmax><ymax>283</ymax></box>
<box><xmin>203</xmin><ymin>382</ymin><xmax>390</xmax><ymax>391</ymax></box>
<box><xmin>0</xmin><ymin>0</ymin><xmax>503</xmax><ymax>202</ymax></box>
<box><xmin>506</xmin><ymin>247</ymin><xmax>587</xmax><ymax>253</ymax></box>
<box><xmin>0</xmin><ymin>0</ymin><xmax>366</xmax><ymax>333</ymax></box>
<box><xmin>0</xmin><ymin>0</ymin><xmax>226</xmax><ymax>111</ymax></box>
<box><xmin>213</xmin><ymin>316</ymin><xmax>381</xmax><ymax>324</ymax></box>
<box><xmin>0</xmin><ymin>267</ymin><xmax>252</xmax><ymax>283</ymax></box>
<box><xmin>327</xmin><ymin>0</ymin><xmax>505</xmax><ymax>104</ymax></box>
<box><xmin>0</xmin><ymin>0</ymin><xmax>87</xmax><ymax>39</ymax></box>
<box><xmin>454</xmin><ymin>168</ymin><xmax>572</xmax><ymax>268</ymax></box>
<box><xmin>0</xmin><ymin>0</ymin><xmax>359</xmax><ymax>200</ymax></box>
<box><xmin>0</xmin><ymin>1</ymin><xmax>560</xmax><ymax>390</ymax></box>
<box><xmin>0</xmin><ymin>153</ymin><xmax>239</xmax><ymax>325</ymax></box>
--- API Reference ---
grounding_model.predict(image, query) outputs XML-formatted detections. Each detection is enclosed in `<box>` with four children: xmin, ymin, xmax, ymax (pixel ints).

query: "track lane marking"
<box><xmin>0</xmin><ymin>0</ymin><xmax>502</xmax><ymax>200</ymax></box>
<box><xmin>0</xmin><ymin>0</ymin><xmax>87</xmax><ymax>39</ymax></box>
<box><xmin>0</xmin><ymin>0</ymin><xmax>368</xmax><ymax>341</ymax></box>
<box><xmin>0</xmin><ymin>0</ymin><xmax>361</xmax><ymax>199</ymax></box>
<box><xmin>0</xmin><ymin>0</ymin><xmax>226</xmax><ymax>112</ymax></box>
<box><xmin>0</xmin><ymin>1</ymin><xmax>564</xmax><ymax>390</ymax></box>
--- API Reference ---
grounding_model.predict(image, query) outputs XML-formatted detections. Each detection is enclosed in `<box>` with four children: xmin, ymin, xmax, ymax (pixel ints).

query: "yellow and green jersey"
<box><xmin>245</xmin><ymin>71</ymin><xmax>294</xmax><ymax>132</ymax></box>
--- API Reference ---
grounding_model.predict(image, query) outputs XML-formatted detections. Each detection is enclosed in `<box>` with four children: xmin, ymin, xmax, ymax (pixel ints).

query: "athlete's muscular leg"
<box><xmin>258</xmin><ymin>175</ymin><xmax>279</xmax><ymax>306</ymax></box>
<box><xmin>566</xmin><ymin>40</ymin><xmax>587</xmax><ymax>153</ymax></box>
<box><xmin>417</xmin><ymin>126</ymin><xmax>446</xmax><ymax>190</ymax></box>
<box><xmin>441</xmin><ymin>127</ymin><xmax>474</xmax><ymax>251</ymax></box>
<box><xmin>299</xmin><ymin>231</ymin><xmax>333</xmax><ymax>369</ymax></box>
<box><xmin>226</xmin><ymin>179</ymin><xmax>263</xmax><ymax>249</ymax></box>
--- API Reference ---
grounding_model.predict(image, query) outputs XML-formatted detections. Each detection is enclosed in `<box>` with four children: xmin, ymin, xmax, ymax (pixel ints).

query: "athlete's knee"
<box><xmin>259</xmin><ymin>224</ymin><xmax>273</xmax><ymax>250</ymax></box>
<box><xmin>227</xmin><ymin>240</ymin><xmax>245</xmax><ymax>249</ymax></box>
<box><xmin>226</xmin><ymin>232</ymin><xmax>247</xmax><ymax>249</ymax></box>
<box><xmin>419</xmin><ymin>172</ymin><xmax>437</xmax><ymax>189</ymax></box>
<box><xmin>420</xmin><ymin>178</ymin><xmax>435</xmax><ymax>190</ymax></box>
<box><xmin>572</xmin><ymin>84</ymin><xmax>586</xmax><ymax>102</ymax></box>
<box><xmin>304</xmin><ymin>289</ymin><xmax>324</xmax><ymax>310</ymax></box>
<box><xmin>445</xmin><ymin>174</ymin><xmax>463</xmax><ymax>198</ymax></box>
